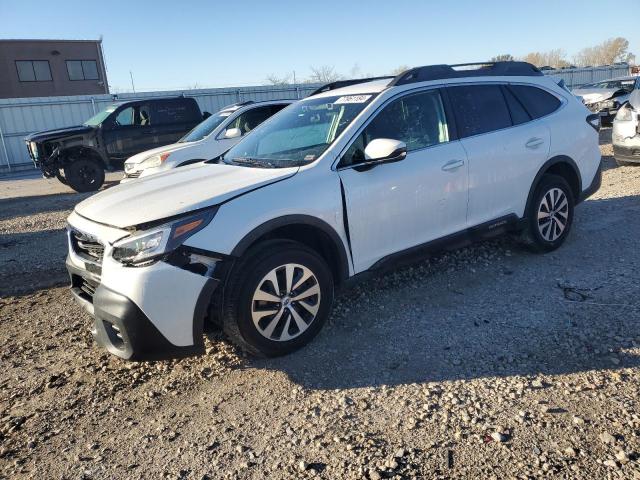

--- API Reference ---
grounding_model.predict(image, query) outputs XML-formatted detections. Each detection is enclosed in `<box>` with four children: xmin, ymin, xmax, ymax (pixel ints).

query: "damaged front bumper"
<box><xmin>65</xmin><ymin>212</ymin><xmax>227</xmax><ymax>360</ymax></box>
<box><xmin>66</xmin><ymin>258</ymin><xmax>219</xmax><ymax>360</ymax></box>
<box><xmin>613</xmin><ymin>142</ymin><xmax>640</xmax><ymax>163</ymax></box>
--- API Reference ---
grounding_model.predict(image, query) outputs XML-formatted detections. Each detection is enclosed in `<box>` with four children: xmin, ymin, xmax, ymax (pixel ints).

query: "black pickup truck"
<box><xmin>25</xmin><ymin>96</ymin><xmax>206</xmax><ymax>192</ymax></box>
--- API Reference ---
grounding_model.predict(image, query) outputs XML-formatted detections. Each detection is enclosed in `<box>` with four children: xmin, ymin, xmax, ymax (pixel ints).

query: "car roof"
<box><xmin>219</xmin><ymin>99</ymin><xmax>295</xmax><ymax>112</ymax></box>
<box><xmin>309</xmin><ymin>79</ymin><xmax>391</xmax><ymax>98</ymax></box>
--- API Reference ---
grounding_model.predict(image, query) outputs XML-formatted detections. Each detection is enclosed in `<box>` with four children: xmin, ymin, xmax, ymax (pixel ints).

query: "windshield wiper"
<box><xmin>230</xmin><ymin>157</ymin><xmax>276</xmax><ymax>168</ymax></box>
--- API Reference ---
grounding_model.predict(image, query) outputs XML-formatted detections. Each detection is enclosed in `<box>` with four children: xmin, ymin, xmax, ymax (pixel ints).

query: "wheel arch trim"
<box><xmin>230</xmin><ymin>214</ymin><xmax>351</xmax><ymax>283</ymax></box>
<box><xmin>61</xmin><ymin>145</ymin><xmax>109</xmax><ymax>167</ymax></box>
<box><xmin>525</xmin><ymin>155</ymin><xmax>582</xmax><ymax>215</ymax></box>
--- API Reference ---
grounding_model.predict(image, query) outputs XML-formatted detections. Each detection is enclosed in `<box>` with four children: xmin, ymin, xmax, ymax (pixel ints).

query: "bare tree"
<box><xmin>490</xmin><ymin>54</ymin><xmax>514</xmax><ymax>62</ymax></box>
<box><xmin>265</xmin><ymin>74</ymin><xmax>292</xmax><ymax>86</ymax></box>
<box><xmin>307</xmin><ymin>65</ymin><xmax>343</xmax><ymax>83</ymax></box>
<box><xmin>574</xmin><ymin>37</ymin><xmax>635</xmax><ymax>66</ymax></box>
<box><xmin>389</xmin><ymin>65</ymin><xmax>410</xmax><ymax>75</ymax></box>
<box><xmin>522</xmin><ymin>49</ymin><xmax>569</xmax><ymax>68</ymax></box>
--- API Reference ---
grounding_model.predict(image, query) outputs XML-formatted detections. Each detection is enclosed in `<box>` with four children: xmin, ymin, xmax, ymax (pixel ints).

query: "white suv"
<box><xmin>120</xmin><ymin>100</ymin><xmax>292</xmax><ymax>182</ymax></box>
<box><xmin>66</xmin><ymin>62</ymin><xmax>602</xmax><ymax>360</ymax></box>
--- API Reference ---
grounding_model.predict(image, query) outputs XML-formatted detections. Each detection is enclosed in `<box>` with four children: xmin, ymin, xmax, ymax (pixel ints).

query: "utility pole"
<box><xmin>293</xmin><ymin>70</ymin><xmax>296</xmax><ymax>85</ymax></box>
<box><xmin>130</xmin><ymin>71</ymin><xmax>136</xmax><ymax>93</ymax></box>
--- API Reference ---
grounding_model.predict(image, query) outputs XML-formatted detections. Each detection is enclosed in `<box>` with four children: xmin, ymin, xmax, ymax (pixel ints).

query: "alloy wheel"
<box><xmin>537</xmin><ymin>187</ymin><xmax>569</xmax><ymax>242</ymax></box>
<box><xmin>251</xmin><ymin>263</ymin><xmax>321</xmax><ymax>341</ymax></box>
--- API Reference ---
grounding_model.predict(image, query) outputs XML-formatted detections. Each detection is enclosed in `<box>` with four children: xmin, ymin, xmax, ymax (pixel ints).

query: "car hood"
<box><xmin>125</xmin><ymin>141</ymin><xmax>198</xmax><ymax>164</ymax></box>
<box><xmin>572</xmin><ymin>88</ymin><xmax>618</xmax><ymax>105</ymax></box>
<box><xmin>25</xmin><ymin>125</ymin><xmax>95</xmax><ymax>142</ymax></box>
<box><xmin>75</xmin><ymin>162</ymin><xmax>299</xmax><ymax>228</ymax></box>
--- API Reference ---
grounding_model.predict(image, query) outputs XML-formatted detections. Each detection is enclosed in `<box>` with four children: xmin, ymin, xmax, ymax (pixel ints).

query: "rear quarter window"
<box><xmin>508</xmin><ymin>85</ymin><xmax>561</xmax><ymax>119</ymax></box>
<box><xmin>447</xmin><ymin>85</ymin><xmax>512</xmax><ymax>138</ymax></box>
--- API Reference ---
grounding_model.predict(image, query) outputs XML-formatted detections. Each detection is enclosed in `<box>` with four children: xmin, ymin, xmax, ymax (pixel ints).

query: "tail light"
<box><xmin>586</xmin><ymin>113</ymin><xmax>601</xmax><ymax>132</ymax></box>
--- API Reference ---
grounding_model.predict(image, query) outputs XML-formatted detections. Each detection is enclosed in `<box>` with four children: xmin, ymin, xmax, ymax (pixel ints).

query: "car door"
<box><xmin>102</xmin><ymin>102</ymin><xmax>155</xmax><ymax>162</ymax></box>
<box><xmin>446</xmin><ymin>84</ymin><xmax>551</xmax><ymax>227</ymax></box>
<box><xmin>337</xmin><ymin>88</ymin><xmax>469</xmax><ymax>273</ymax></box>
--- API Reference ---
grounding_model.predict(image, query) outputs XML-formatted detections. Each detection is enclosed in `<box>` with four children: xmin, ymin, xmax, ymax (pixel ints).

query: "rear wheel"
<box><xmin>64</xmin><ymin>158</ymin><xmax>105</xmax><ymax>193</ymax></box>
<box><xmin>519</xmin><ymin>174</ymin><xmax>574</xmax><ymax>252</ymax></box>
<box><xmin>221</xmin><ymin>240</ymin><xmax>334</xmax><ymax>356</ymax></box>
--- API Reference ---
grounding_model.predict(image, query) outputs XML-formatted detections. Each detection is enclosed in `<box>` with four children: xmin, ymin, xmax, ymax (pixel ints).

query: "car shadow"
<box><xmin>0</xmin><ymin>179</ymin><xmax>119</xmax><ymax>220</ymax></box>
<box><xmin>0</xmin><ymin>228</ymin><xmax>68</xmax><ymax>298</ymax></box>
<box><xmin>233</xmin><ymin>193</ymin><xmax>640</xmax><ymax>390</ymax></box>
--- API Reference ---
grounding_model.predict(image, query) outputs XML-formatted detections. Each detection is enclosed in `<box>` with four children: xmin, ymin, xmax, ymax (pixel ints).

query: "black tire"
<box><xmin>64</xmin><ymin>158</ymin><xmax>105</xmax><ymax>193</ymax></box>
<box><xmin>519</xmin><ymin>174</ymin><xmax>574</xmax><ymax>253</ymax></box>
<box><xmin>221</xmin><ymin>240</ymin><xmax>334</xmax><ymax>357</ymax></box>
<box><xmin>55</xmin><ymin>169</ymin><xmax>68</xmax><ymax>185</ymax></box>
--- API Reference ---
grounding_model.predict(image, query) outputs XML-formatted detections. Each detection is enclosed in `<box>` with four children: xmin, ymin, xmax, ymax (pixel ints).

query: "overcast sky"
<box><xmin>1</xmin><ymin>0</ymin><xmax>638</xmax><ymax>92</ymax></box>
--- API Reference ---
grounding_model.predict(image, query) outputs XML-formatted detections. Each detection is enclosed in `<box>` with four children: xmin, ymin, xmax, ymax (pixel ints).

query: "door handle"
<box><xmin>525</xmin><ymin>137</ymin><xmax>544</xmax><ymax>149</ymax></box>
<box><xmin>441</xmin><ymin>159</ymin><xmax>465</xmax><ymax>171</ymax></box>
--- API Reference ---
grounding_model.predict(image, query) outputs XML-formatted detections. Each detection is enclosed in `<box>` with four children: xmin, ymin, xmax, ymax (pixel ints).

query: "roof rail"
<box><xmin>389</xmin><ymin>61</ymin><xmax>542</xmax><ymax>86</ymax></box>
<box><xmin>309</xmin><ymin>76</ymin><xmax>395</xmax><ymax>96</ymax></box>
<box><xmin>222</xmin><ymin>100</ymin><xmax>254</xmax><ymax>110</ymax></box>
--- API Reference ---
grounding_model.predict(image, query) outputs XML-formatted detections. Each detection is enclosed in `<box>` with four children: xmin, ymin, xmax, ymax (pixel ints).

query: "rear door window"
<box><xmin>152</xmin><ymin>99</ymin><xmax>200</xmax><ymax>125</ymax></box>
<box><xmin>447</xmin><ymin>85</ymin><xmax>512</xmax><ymax>138</ymax></box>
<box><xmin>508</xmin><ymin>85</ymin><xmax>561</xmax><ymax>119</ymax></box>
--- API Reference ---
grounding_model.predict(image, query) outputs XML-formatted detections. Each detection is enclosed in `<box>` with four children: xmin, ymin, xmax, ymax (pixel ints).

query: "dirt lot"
<box><xmin>1</xmin><ymin>133</ymin><xmax>639</xmax><ymax>479</ymax></box>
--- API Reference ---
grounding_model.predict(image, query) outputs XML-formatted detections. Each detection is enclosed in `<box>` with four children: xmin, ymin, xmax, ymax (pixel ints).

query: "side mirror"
<box><xmin>363</xmin><ymin>138</ymin><xmax>407</xmax><ymax>164</ymax></box>
<box><xmin>223</xmin><ymin>127</ymin><xmax>242</xmax><ymax>139</ymax></box>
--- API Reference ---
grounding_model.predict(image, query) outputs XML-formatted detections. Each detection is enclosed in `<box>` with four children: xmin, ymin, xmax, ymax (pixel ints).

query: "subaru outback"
<box><xmin>65</xmin><ymin>62</ymin><xmax>602</xmax><ymax>360</ymax></box>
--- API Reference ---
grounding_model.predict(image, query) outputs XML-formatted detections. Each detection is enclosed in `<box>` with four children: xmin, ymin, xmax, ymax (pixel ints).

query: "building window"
<box><xmin>15</xmin><ymin>60</ymin><xmax>52</xmax><ymax>82</ymax></box>
<box><xmin>66</xmin><ymin>60</ymin><xmax>99</xmax><ymax>81</ymax></box>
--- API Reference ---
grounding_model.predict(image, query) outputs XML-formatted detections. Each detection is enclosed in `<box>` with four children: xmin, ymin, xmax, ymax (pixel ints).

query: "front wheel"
<box><xmin>55</xmin><ymin>169</ymin><xmax>68</xmax><ymax>185</ymax></box>
<box><xmin>221</xmin><ymin>240</ymin><xmax>334</xmax><ymax>356</ymax></box>
<box><xmin>519</xmin><ymin>174</ymin><xmax>574</xmax><ymax>252</ymax></box>
<box><xmin>64</xmin><ymin>158</ymin><xmax>105</xmax><ymax>193</ymax></box>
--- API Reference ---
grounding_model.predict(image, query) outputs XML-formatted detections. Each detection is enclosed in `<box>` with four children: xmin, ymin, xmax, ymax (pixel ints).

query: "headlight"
<box><xmin>112</xmin><ymin>209</ymin><xmax>216</xmax><ymax>265</ymax></box>
<box><xmin>139</xmin><ymin>152</ymin><xmax>171</xmax><ymax>170</ymax></box>
<box><xmin>124</xmin><ymin>162</ymin><xmax>136</xmax><ymax>173</ymax></box>
<box><xmin>595</xmin><ymin>99</ymin><xmax>616</xmax><ymax>110</ymax></box>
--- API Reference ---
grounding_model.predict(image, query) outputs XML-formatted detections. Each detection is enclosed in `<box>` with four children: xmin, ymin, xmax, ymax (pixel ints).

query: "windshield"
<box><xmin>223</xmin><ymin>94</ymin><xmax>376</xmax><ymax>168</ymax></box>
<box><xmin>83</xmin><ymin>104</ymin><xmax>118</xmax><ymax>126</ymax></box>
<box><xmin>179</xmin><ymin>110</ymin><xmax>233</xmax><ymax>142</ymax></box>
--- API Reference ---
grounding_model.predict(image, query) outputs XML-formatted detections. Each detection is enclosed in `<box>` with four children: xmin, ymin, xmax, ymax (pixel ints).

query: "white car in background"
<box><xmin>121</xmin><ymin>100</ymin><xmax>292</xmax><ymax>182</ymax></box>
<box><xmin>613</xmin><ymin>90</ymin><xmax>640</xmax><ymax>165</ymax></box>
<box><xmin>572</xmin><ymin>76</ymin><xmax>640</xmax><ymax>123</ymax></box>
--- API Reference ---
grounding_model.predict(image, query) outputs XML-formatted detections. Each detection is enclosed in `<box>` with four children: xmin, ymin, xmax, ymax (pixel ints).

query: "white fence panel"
<box><xmin>542</xmin><ymin>65</ymin><xmax>631</xmax><ymax>88</ymax></box>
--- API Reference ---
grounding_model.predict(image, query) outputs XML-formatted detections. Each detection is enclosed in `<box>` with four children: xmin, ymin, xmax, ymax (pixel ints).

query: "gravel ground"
<box><xmin>1</xmin><ymin>132</ymin><xmax>639</xmax><ymax>479</ymax></box>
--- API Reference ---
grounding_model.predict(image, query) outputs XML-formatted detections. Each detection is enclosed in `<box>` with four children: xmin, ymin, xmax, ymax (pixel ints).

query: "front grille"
<box><xmin>70</xmin><ymin>230</ymin><xmax>104</xmax><ymax>263</ymax></box>
<box><xmin>126</xmin><ymin>171</ymin><xmax>141</xmax><ymax>179</ymax></box>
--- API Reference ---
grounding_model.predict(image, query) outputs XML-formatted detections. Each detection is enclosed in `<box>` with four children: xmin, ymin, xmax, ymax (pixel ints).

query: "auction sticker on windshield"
<box><xmin>334</xmin><ymin>95</ymin><xmax>372</xmax><ymax>104</ymax></box>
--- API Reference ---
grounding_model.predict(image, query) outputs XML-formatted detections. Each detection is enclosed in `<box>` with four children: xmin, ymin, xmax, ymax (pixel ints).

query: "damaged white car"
<box><xmin>613</xmin><ymin>90</ymin><xmax>640</xmax><ymax>165</ymax></box>
<box><xmin>573</xmin><ymin>76</ymin><xmax>639</xmax><ymax>123</ymax></box>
